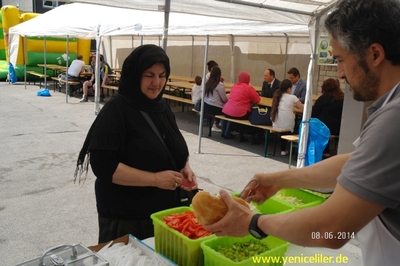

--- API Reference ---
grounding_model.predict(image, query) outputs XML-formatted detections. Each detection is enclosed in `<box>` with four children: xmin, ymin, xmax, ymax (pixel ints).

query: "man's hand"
<box><xmin>203</xmin><ymin>190</ymin><xmax>253</xmax><ymax>237</ymax></box>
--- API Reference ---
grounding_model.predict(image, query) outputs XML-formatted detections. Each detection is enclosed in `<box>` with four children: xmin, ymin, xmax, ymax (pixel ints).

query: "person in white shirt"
<box><xmin>191</xmin><ymin>76</ymin><xmax>202</xmax><ymax>111</ymax></box>
<box><xmin>67</xmin><ymin>55</ymin><xmax>85</xmax><ymax>78</ymax></box>
<box><xmin>270</xmin><ymin>79</ymin><xmax>304</xmax><ymax>155</ymax></box>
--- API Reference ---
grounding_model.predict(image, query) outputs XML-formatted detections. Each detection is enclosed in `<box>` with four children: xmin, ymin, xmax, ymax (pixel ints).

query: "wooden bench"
<box><xmin>281</xmin><ymin>134</ymin><xmax>339</xmax><ymax>168</ymax></box>
<box><xmin>214</xmin><ymin>114</ymin><xmax>291</xmax><ymax>157</ymax></box>
<box><xmin>163</xmin><ymin>94</ymin><xmax>194</xmax><ymax>112</ymax></box>
<box><xmin>27</xmin><ymin>71</ymin><xmax>49</xmax><ymax>87</ymax></box>
<box><xmin>50</xmin><ymin>77</ymin><xmax>82</xmax><ymax>96</ymax></box>
<box><xmin>102</xmin><ymin>84</ymin><xmax>118</xmax><ymax>96</ymax></box>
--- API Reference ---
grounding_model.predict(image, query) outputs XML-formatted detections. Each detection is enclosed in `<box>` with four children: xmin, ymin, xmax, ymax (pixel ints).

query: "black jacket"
<box><xmin>261</xmin><ymin>78</ymin><xmax>281</xmax><ymax>98</ymax></box>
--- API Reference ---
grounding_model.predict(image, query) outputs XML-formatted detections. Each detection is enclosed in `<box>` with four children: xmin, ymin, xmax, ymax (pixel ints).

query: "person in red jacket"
<box><xmin>222</xmin><ymin>71</ymin><xmax>261</xmax><ymax>144</ymax></box>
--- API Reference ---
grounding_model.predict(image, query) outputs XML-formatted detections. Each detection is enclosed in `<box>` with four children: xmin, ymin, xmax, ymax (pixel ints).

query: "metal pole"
<box><xmin>43</xmin><ymin>36</ymin><xmax>47</xmax><ymax>89</ymax></box>
<box><xmin>65</xmin><ymin>35</ymin><xmax>69</xmax><ymax>103</ymax></box>
<box><xmin>196</xmin><ymin>35</ymin><xmax>210</xmax><ymax>154</ymax></box>
<box><xmin>161</xmin><ymin>0</ymin><xmax>171</xmax><ymax>51</ymax></box>
<box><xmin>94</xmin><ymin>25</ymin><xmax>101</xmax><ymax>115</ymax></box>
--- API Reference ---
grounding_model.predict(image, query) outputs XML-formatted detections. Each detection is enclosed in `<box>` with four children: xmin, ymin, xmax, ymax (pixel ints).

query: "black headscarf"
<box><xmin>75</xmin><ymin>44</ymin><xmax>189</xmax><ymax>183</ymax></box>
<box><xmin>118</xmin><ymin>44</ymin><xmax>170</xmax><ymax>112</ymax></box>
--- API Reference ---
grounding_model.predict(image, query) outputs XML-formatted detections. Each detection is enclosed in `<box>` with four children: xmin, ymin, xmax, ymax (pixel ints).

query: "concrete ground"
<box><xmin>0</xmin><ymin>82</ymin><xmax>292</xmax><ymax>265</ymax></box>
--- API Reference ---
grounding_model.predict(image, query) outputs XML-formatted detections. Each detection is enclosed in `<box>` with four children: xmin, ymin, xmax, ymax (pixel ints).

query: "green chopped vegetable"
<box><xmin>217</xmin><ymin>239</ymin><xmax>270</xmax><ymax>262</ymax></box>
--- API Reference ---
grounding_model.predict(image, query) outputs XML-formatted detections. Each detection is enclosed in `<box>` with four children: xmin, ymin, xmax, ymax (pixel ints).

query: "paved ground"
<box><xmin>0</xmin><ymin>82</ymin><xmax>292</xmax><ymax>265</ymax></box>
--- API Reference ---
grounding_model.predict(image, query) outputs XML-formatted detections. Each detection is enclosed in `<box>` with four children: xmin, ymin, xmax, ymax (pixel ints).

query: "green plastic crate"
<box><xmin>252</xmin><ymin>197</ymin><xmax>295</xmax><ymax>214</ymax></box>
<box><xmin>272</xmin><ymin>189</ymin><xmax>325</xmax><ymax>210</ymax></box>
<box><xmin>201</xmin><ymin>235</ymin><xmax>290</xmax><ymax>266</ymax></box>
<box><xmin>151</xmin><ymin>206</ymin><xmax>216</xmax><ymax>266</ymax></box>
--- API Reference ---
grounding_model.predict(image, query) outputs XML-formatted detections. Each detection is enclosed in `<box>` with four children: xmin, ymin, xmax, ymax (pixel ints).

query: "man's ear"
<box><xmin>370</xmin><ymin>43</ymin><xmax>385</xmax><ymax>66</ymax></box>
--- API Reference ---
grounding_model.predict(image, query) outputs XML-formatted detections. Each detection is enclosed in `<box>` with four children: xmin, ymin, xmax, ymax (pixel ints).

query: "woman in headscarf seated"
<box><xmin>222</xmin><ymin>71</ymin><xmax>262</xmax><ymax>144</ymax></box>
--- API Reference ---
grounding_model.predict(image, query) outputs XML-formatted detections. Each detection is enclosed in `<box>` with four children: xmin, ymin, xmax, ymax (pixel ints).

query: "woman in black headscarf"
<box><xmin>75</xmin><ymin>44</ymin><xmax>198</xmax><ymax>243</ymax></box>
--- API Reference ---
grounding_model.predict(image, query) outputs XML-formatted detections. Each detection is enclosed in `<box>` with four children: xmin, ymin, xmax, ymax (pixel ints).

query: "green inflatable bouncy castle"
<box><xmin>0</xmin><ymin>5</ymin><xmax>91</xmax><ymax>81</ymax></box>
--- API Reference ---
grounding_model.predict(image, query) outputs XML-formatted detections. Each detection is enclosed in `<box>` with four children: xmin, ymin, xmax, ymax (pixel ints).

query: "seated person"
<box><xmin>261</xmin><ymin>68</ymin><xmax>281</xmax><ymax>98</ymax></box>
<box><xmin>62</xmin><ymin>54</ymin><xmax>85</xmax><ymax>92</ymax></box>
<box><xmin>191</xmin><ymin>75</ymin><xmax>202</xmax><ymax>111</ymax></box>
<box><xmin>222</xmin><ymin>71</ymin><xmax>261</xmax><ymax>144</ymax></box>
<box><xmin>312</xmin><ymin>78</ymin><xmax>344</xmax><ymax>157</ymax></box>
<box><xmin>203</xmin><ymin>67</ymin><xmax>228</xmax><ymax>133</ymax></box>
<box><xmin>80</xmin><ymin>54</ymin><xmax>112</xmax><ymax>102</ymax></box>
<box><xmin>271</xmin><ymin>79</ymin><xmax>304</xmax><ymax>155</ymax></box>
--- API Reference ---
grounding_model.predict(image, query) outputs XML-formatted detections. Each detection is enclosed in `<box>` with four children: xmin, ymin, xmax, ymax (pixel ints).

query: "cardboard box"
<box><xmin>88</xmin><ymin>234</ymin><xmax>176</xmax><ymax>266</ymax></box>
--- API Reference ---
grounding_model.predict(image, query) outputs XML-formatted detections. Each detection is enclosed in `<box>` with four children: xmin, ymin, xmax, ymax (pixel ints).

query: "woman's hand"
<box><xmin>180</xmin><ymin>162</ymin><xmax>198</xmax><ymax>191</ymax></box>
<box><xmin>203</xmin><ymin>190</ymin><xmax>253</xmax><ymax>237</ymax></box>
<box><xmin>240</xmin><ymin>173</ymin><xmax>280</xmax><ymax>204</ymax></box>
<box><xmin>154</xmin><ymin>170</ymin><xmax>183</xmax><ymax>190</ymax></box>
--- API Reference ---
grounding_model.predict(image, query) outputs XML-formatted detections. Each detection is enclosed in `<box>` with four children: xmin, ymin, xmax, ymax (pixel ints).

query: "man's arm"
<box><xmin>258</xmin><ymin>183</ymin><xmax>385</xmax><ymax>248</ymax></box>
<box><xmin>205</xmin><ymin>182</ymin><xmax>384</xmax><ymax>249</ymax></box>
<box><xmin>299</xmin><ymin>82</ymin><xmax>307</xmax><ymax>103</ymax></box>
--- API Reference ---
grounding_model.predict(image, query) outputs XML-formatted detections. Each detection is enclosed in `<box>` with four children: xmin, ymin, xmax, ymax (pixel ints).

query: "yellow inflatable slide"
<box><xmin>0</xmin><ymin>5</ymin><xmax>90</xmax><ymax>80</ymax></box>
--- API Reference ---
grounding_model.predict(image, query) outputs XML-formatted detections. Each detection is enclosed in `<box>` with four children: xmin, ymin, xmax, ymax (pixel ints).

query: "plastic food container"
<box><xmin>252</xmin><ymin>197</ymin><xmax>295</xmax><ymax>215</ymax></box>
<box><xmin>201</xmin><ymin>235</ymin><xmax>290</xmax><ymax>266</ymax></box>
<box><xmin>151</xmin><ymin>206</ymin><xmax>216</xmax><ymax>266</ymax></box>
<box><xmin>273</xmin><ymin>189</ymin><xmax>325</xmax><ymax>210</ymax></box>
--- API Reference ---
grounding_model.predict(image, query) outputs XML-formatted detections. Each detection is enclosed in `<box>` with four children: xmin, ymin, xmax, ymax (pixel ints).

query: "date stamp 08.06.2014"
<box><xmin>311</xmin><ymin>231</ymin><xmax>355</xmax><ymax>240</ymax></box>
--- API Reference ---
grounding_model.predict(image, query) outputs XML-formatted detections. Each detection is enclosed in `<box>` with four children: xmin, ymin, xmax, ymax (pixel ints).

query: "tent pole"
<box><xmin>24</xmin><ymin>36</ymin><xmax>26</xmax><ymax>90</ymax></box>
<box><xmin>196</xmin><ymin>35</ymin><xmax>210</xmax><ymax>154</ymax></box>
<box><xmin>109</xmin><ymin>36</ymin><xmax>113</xmax><ymax>68</ymax></box>
<box><xmin>191</xmin><ymin>35</ymin><xmax>194</xmax><ymax>77</ymax></box>
<box><xmin>162</xmin><ymin>0</ymin><xmax>171</xmax><ymax>51</ymax></box>
<box><xmin>94</xmin><ymin>25</ymin><xmax>101</xmax><ymax>115</ymax></box>
<box><xmin>296</xmin><ymin>16</ymin><xmax>320</xmax><ymax>168</ymax></box>
<box><xmin>228</xmin><ymin>34</ymin><xmax>234</xmax><ymax>83</ymax></box>
<box><xmin>284</xmin><ymin>33</ymin><xmax>289</xmax><ymax>79</ymax></box>
<box><xmin>215</xmin><ymin>0</ymin><xmax>313</xmax><ymax>16</ymax></box>
<box><xmin>43</xmin><ymin>36</ymin><xmax>47</xmax><ymax>89</ymax></box>
<box><xmin>65</xmin><ymin>35</ymin><xmax>69</xmax><ymax>103</ymax></box>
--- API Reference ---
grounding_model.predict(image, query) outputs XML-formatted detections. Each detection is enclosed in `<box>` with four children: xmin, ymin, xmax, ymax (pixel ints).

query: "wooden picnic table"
<box><xmin>169</xmin><ymin>74</ymin><xmax>194</xmax><ymax>83</ymax></box>
<box><xmin>166</xmin><ymin>81</ymin><xmax>193</xmax><ymax>96</ymax></box>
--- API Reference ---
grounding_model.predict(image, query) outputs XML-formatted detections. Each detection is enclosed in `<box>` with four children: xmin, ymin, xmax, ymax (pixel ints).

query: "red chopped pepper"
<box><xmin>163</xmin><ymin>210</ymin><xmax>212</xmax><ymax>239</ymax></box>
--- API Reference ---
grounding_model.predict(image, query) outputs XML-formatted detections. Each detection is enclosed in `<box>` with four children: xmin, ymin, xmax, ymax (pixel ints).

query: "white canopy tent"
<box><xmin>69</xmin><ymin>0</ymin><xmax>337</xmax><ymax>168</ymax></box>
<box><xmin>9</xmin><ymin>0</ymin><xmax>338</xmax><ymax>167</ymax></box>
<box><xmin>9</xmin><ymin>3</ymin><xmax>310</xmax><ymax>113</ymax></box>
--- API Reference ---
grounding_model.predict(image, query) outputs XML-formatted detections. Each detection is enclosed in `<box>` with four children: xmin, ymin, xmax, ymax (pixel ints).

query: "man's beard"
<box><xmin>350</xmin><ymin>58</ymin><xmax>379</xmax><ymax>102</ymax></box>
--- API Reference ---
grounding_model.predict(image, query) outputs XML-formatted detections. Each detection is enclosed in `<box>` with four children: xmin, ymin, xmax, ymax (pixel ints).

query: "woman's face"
<box><xmin>140</xmin><ymin>62</ymin><xmax>167</xmax><ymax>100</ymax></box>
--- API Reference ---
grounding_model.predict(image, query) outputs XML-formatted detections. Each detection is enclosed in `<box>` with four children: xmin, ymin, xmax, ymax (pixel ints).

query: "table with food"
<box><xmin>15</xmin><ymin>189</ymin><xmax>362</xmax><ymax>266</ymax></box>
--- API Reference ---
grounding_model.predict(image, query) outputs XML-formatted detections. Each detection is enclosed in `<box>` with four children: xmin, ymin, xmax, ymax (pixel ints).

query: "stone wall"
<box><xmin>316</xmin><ymin>64</ymin><xmax>346</xmax><ymax>93</ymax></box>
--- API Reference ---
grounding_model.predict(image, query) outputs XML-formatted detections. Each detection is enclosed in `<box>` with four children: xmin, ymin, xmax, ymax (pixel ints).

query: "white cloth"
<box><xmin>191</xmin><ymin>84</ymin><xmax>202</xmax><ymax>103</ymax></box>
<box><xmin>357</xmin><ymin>217</ymin><xmax>400</xmax><ymax>266</ymax></box>
<box><xmin>272</xmin><ymin>93</ymin><xmax>299</xmax><ymax>131</ymax></box>
<box><xmin>67</xmin><ymin>59</ymin><xmax>85</xmax><ymax>77</ymax></box>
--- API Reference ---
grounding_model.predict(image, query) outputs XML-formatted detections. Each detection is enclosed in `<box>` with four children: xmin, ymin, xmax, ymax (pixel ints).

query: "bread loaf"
<box><xmin>192</xmin><ymin>191</ymin><xmax>249</xmax><ymax>225</ymax></box>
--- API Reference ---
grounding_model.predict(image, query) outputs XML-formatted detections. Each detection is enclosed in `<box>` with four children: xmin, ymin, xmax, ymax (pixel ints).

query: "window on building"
<box><xmin>43</xmin><ymin>1</ymin><xmax>59</xmax><ymax>9</ymax></box>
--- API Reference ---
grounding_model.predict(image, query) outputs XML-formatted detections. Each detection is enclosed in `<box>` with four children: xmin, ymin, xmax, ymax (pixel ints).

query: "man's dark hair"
<box><xmin>268</xmin><ymin>69</ymin><xmax>275</xmax><ymax>77</ymax></box>
<box><xmin>287</xmin><ymin>67</ymin><xmax>300</xmax><ymax>77</ymax></box>
<box><xmin>324</xmin><ymin>0</ymin><xmax>400</xmax><ymax>65</ymax></box>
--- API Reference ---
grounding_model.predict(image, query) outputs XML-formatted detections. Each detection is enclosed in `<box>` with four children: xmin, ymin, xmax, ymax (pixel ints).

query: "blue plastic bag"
<box><xmin>37</xmin><ymin>88</ymin><xmax>51</xmax><ymax>97</ymax></box>
<box><xmin>298</xmin><ymin>118</ymin><xmax>330</xmax><ymax>166</ymax></box>
<box><xmin>8</xmin><ymin>62</ymin><xmax>17</xmax><ymax>84</ymax></box>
